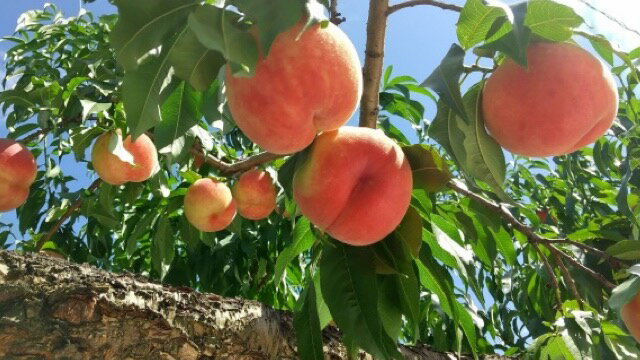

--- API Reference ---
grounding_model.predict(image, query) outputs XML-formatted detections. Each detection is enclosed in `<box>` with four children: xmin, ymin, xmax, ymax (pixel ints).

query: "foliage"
<box><xmin>1</xmin><ymin>0</ymin><xmax>639</xmax><ymax>359</ymax></box>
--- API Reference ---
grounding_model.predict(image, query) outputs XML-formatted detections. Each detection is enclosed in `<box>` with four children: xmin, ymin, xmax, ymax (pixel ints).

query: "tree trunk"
<box><xmin>0</xmin><ymin>250</ymin><xmax>516</xmax><ymax>359</ymax></box>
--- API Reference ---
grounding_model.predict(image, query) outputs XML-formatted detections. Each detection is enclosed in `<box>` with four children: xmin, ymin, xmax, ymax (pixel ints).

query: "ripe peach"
<box><xmin>225</xmin><ymin>20</ymin><xmax>362</xmax><ymax>154</ymax></box>
<box><xmin>91</xmin><ymin>131</ymin><xmax>158</xmax><ymax>185</ymax></box>
<box><xmin>0</xmin><ymin>138</ymin><xmax>37</xmax><ymax>212</ymax></box>
<box><xmin>622</xmin><ymin>290</ymin><xmax>640</xmax><ymax>343</ymax></box>
<box><xmin>184</xmin><ymin>178</ymin><xmax>236</xmax><ymax>232</ymax></box>
<box><xmin>231</xmin><ymin>169</ymin><xmax>276</xmax><ymax>220</ymax></box>
<box><xmin>482</xmin><ymin>42</ymin><xmax>618</xmax><ymax>157</ymax></box>
<box><xmin>293</xmin><ymin>127</ymin><xmax>413</xmax><ymax>246</ymax></box>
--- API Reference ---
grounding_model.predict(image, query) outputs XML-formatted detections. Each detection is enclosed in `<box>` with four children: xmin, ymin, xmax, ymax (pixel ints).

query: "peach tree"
<box><xmin>1</xmin><ymin>0</ymin><xmax>639</xmax><ymax>358</ymax></box>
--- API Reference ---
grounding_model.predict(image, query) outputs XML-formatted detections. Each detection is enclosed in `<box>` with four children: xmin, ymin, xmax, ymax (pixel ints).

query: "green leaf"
<box><xmin>110</xmin><ymin>0</ymin><xmax>199</xmax><ymax>71</ymax></box>
<box><xmin>479</xmin><ymin>2</ymin><xmax>531</xmax><ymax>66</ymax></box>
<box><xmin>230</xmin><ymin>0</ymin><xmax>307</xmax><ymax>55</ymax></box>
<box><xmin>490</xmin><ymin>224</ymin><xmax>517</xmax><ymax>266</ymax></box>
<box><xmin>448</xmin><ymin>85</ymin><xmax>509</xmax><ymax>200</ymax></box>
<box><xmin>188</xmin><ymin>5</ymin><xmax>258</xmax><ymax>76</ymax></box>
<box><xmin>609</xmin><ymin>277</ymin><xmax>640</xmax><ymax>311</ymax></box>
<box><xmin>320</xmin><ymin>242</ymin><xmax>401</xmax><ymax>359</ymax></box>
<box><xmin>456</xmin><ymin>0</ymin><xmax>508</xmax><ymax>49</ymax></box>
<box><xmin>274</xmin><ymin>217</ymin><xmax>316</xmax><ymax>285</ymax></box>
<box><xmin>525</xmin><ymin>0</ymin><xmax>583</xmax><ymax>42</ymax></box>
<box><xmin>121</xmin><ymin>28</ymin><xmax>183</xmax><ymax>138</ymax></box>
<box><xmin>152</xmin><ymin>216</ymin><xmax>175</xmax><ymax>280</ymax></box>
<box><xmin>417</xmin><ymin>251</ymin><xmax>478</xmax><ymax>355</ymax></box>
<box><xmin>169</xmin><ymin>27</ymin><xmax>225</xmax><ymax>91</ymax></box>
<box><xmin>602</xmin><ymin>322</ymin><xmax>640</xmax><ymax>359</ymax></box>
<box><xmin>402</xmin><ymin>144</ymin><xmax>451</xmax><ymax>193</ymax></box>
<box><xmin>0</xmin><ymin>89</ymin><xmax>37</xmax><ymax>109</ymax></box>
<box><xmin>127</xmin><ymin>210</ymin><xmax>159</xmax><ymax>254</ymax></box>
<box><xmin>79</xmin><ymin>100</ymin><xmax>111</xmax><ymax>121</ymax></box>
<box><xmin>427</xmin><ymin>100</ymin><xmax>458</xmax><ymax>163</ymax></box>
<box><xmin>293</xmin><ymin>281</ymin><xmax>324</xmax><ymax>360</ymax></box>
<box><xmin>70</xmin><ymin>127</ymin><xmax>102</xmax><ymax>161</ymax></box>
<box><xmin>617</xmin><ymin>158</ymin><xmax>640</xmax><ymax>228</ymax></box>
<box><xmin>155</xmin><ymin>81</ymin><xmax>203</xmax><ymax>150</ymax></box>
<box><xmin>377</xmin><ymin>276</ymin><xmax>404</xmax><ymax>339</ymax></box>
<box><xmin>421</xmin><ymin>44</ymin><xmax>468</xmax><ymax>123</ymax></box>
<box><xmin>607</xmin><ymin>240</ymin><xmax>640</xmax><ymax>260</ymax></box>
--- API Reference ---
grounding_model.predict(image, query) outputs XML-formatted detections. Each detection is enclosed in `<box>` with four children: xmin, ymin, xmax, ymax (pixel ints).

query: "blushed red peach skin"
<box><xmin>184</xmin><ymin>178</ymin><xmax>237</xmax><ymax>232</ymax></box>
<box><xmin>225</xmin><ymin>20</ymin><xmax>363</xmax><ymax>155</ymax></box>
<box><xmin>0</xmin><ymin>138</ymin><xmax>37</xmax><ymax>212</ymax></box>
<box><xmin>232</xmin><ymin>169</ymin><xmax>276</xmax><ymax>220</ymax></box>
<box><xmin>482</xmin><ymin>42</ymin><xmax>618</xmax><ymax>157</ymax></box>
<box><xmin>293</xmin><ymin>127</ymin><xmax>413</xmax><ymax>246</ymax></box>
<box><xmin>91</xmin><ymin>131</ymin><xmax>159</xmax><ymax>185</ymax></box>
<box><xmin>622</xmin><ymin>290</ymin><xmax>640</xmax><ymax>343</ymax></box>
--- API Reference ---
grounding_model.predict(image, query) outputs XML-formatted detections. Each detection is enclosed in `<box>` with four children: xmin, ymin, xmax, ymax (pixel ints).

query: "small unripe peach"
<box><xmin>293</xmin><ymin>127</ymin><xmax>413</xmax><ymax>246</ymax></box>
<box><xmin>91</xmin><ymin>130</ymin><xmax>159</xmax><ymax>185</ymax></box>
<box><xmin>184</xmin><ymin>178</ymin><xmax>236</xmax><ymax>232</ymax></box>
<box><xmin>225</xmin><ymin>20</ymin><xmax>363</xmax><ymax>154</ymax></box>
<box><xmin>0</xmin><ymin>138</ymin><xmax>37</xmax><ymax>212</ymax></box>
<box><xmin>231</xmin><ymin>169</ymin><xmax>276</xmax><ymax>220</ymax></box>
<box><xmin>482</xmin><ymin>42</ymin><xmax>618</xmax><ymax>157</ymax></box>
<box><xmin>622</xmin><ymin>290</ymin><xmax>640</xmax><ymax>343</ymax></box>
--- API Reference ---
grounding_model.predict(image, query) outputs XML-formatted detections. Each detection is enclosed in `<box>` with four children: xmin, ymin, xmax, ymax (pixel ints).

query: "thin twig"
<box><xmin>533</xmin><ymin>244</ymin><xmax>563</xmax><ymax>312</ymax></box>
<box><xmin>552</xmin><ymin>251</ymin><xmax>584</xmax><ymax>308</ymax></box>
<box><xmin>329</xmin><ymin>0</ymin><xmax>345</xmax><ymax>25</ymax></box>
<box><xmin>543</xmin><ymin>238</ymin><xmax>625</xmax><ymax>269</ymax></box>
<box><xmin>359</xmin><ymin>0</ymin><xmax>390</xmax><ymax>128</ymax></box>
<box><xmin>35</xmin><ymin>179</ymin><xmax>102</xmax><ymax>251</ymax></box>
<box><xmin>463</xmin><ymin>65</ymin><xmax>494</xmax><ymax>74</ymax></box>
<box><xmin>386</xmin><ymin>0</ymin><xmax>462</xmax><ymax>15</ymax></box>
<box><xmin>550</xmin><ymin>245</ymin><xmax>616</xmax><ymax>290</ymax></box>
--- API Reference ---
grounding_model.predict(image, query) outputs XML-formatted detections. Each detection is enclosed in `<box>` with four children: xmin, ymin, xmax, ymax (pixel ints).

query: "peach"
<box><xmin>622</xmin><ymin>290</ymin><xmax>640</xmax><ymax>343</ymax></box>
<box><xmin>482</xmin><ymin>42</ymin><xmax>618</xmax><ymax>157</ymax></box>
<box><xmin>91</xmin><ymin>130</ymin><xmax>158</xmax><ymax>185</ymax></box>
<box><xmin>293</xmin><ymin>127</ymin><xmax>413</xmax><ymax>246</ymax></box>
<box><xmin>0</xmin><ymin>138</ymin><xmax>37</xmax><ymax>212</ymax></box>
<box><xmin>225</xmin><ymin>20</ymin><xmax>362</xmax><ymax>154</ymax></box>
<box><xmin>184</xmin><ymin>178</ymin><xmax>236</xmax><ymax>232</ymax></box>
<box><xmin>231</xmin><ymin>169</ymin><xmax>276</xmax><ymax>220</ymax></box>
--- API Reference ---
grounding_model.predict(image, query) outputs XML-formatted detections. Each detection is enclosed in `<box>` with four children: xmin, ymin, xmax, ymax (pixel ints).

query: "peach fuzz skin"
<box><xmin>0</xmin><ymin>138</ymin><xmax>37</xmax><ymax>212</ymax></box>
<box><xmin>232</xmin><ymin>169</ymin><xmax>276</xmax><ymax>220</ymax></box>
<box><xmin>184</xmin><ymin>178</ymin><xmax>237</xmax><ymax>232</ymax></box>
<box><xmin>91</xmin><ymin>131</ymin><xmax>159</xmax><ymax>186</ymax></box>
<box><xmin>622</xmin><ymin>290</ymin><xmax>640</xmax><ymax>343</ymax></box>
<box><xmin>293</xmin><ymin>127</ymin><xmax>413</xmax><ymax>246</ymax></box>
<box><xmin>225</xmin><ymin>20</ymin><xmax>363</xmax><ymax>155</ymax></box>
<box><xmin>482</xmin><ymin>42</ymin><xmax>618</xmax><ymax>157</ymax></box>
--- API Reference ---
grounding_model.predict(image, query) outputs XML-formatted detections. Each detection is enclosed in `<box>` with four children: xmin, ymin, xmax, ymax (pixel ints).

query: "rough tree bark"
<box><xmin>0</xmin><ymin>250</ymin><xmax>517</xmax><ymax>359</ymax></box>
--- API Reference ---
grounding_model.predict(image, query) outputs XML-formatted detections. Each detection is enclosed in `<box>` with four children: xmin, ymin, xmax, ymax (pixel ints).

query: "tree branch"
<box><xmin>549</xmin><ymin>245</ymin><xmax>616</xmax><ymax>290</ymax></box>
<box><xmin>359</xmin><ymin>0</ymin><xmax>389</xmax><ymax>128</ymax></box>
<box><xmin>35</xmin><ymin>179</ymin><xmax>102</xmax><ymax>251</ymax></box>
<box><xmin>447</xmin><ymin>179</ymin><xmax>617</xmax><ymax>290</ymax></box>
<box><xmin>386</xmin><ymin>0</ymin><xmax>462</xmax><ymax>15</ymax></box>
<box><xmin>552</xmin><ymin>251</ymin><xmax>584</xmax><ymax>307</ymax></box>
<box><xmin>533</xmin><ymin>244</ymin><xmax>563</xmax><ymax>312</ymax></box>
<box><xmin>0</xmin><ymin>250</ymin><xmax>518</xmax><ymax>359</ymax></box>
<box><xmin>190</xmin><ymin>145</ymin><xmax>283</xmax><ymax>177</ymax></box>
